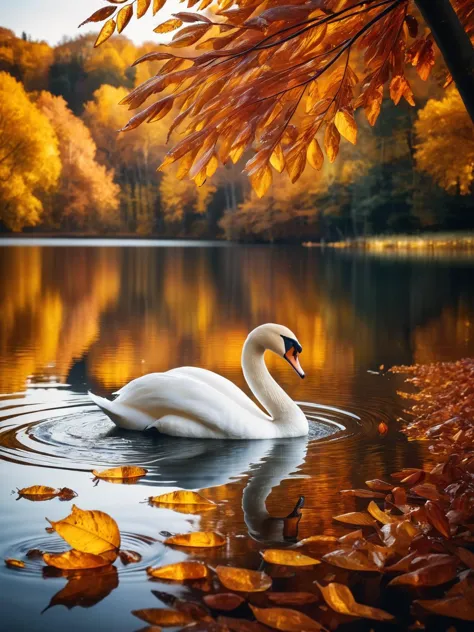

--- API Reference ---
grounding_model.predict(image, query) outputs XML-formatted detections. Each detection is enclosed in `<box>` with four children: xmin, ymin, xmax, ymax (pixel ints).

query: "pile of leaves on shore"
<box><xmin>5</xmin><ymin>359</ymin><xmax>474</xmax><ymax>630</ymax></box>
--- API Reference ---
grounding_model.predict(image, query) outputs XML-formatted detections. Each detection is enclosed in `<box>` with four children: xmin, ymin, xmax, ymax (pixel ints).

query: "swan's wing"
<box><xmin>165</xmin><ymin>367</ymin><xmax>267</xmax><ymax>418</ymax></box>
<box><xmin>115</xmin><ymin>373</ymin><xmax>276</xmax><ymax>439</ymax></box>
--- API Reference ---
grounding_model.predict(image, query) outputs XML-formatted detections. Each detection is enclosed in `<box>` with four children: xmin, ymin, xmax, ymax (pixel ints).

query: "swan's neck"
<box><xmin>242</xmin><ymin>336</ymin><xmax>297</xmax><ymax>421</ymax></box>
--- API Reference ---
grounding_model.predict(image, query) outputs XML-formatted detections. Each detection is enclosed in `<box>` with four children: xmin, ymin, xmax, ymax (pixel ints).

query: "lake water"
<box><xmin>1</xmin><ymin>239</ymin><xmax>473</xmax><ymax>631</ymax></box>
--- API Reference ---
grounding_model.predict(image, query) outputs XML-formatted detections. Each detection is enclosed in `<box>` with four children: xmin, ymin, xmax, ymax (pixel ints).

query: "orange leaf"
<box><xmin>149</xmin><ymin>490</ymin><xmax>215</xmax><ymax>506</ymax></box>
<box><xmin>340</xmin><ymin>489</ymin><xmax>386</xmax><ymax>499</ymax></box>
<box><xmin>249</xmin><ymin>164</ymin><xmax>272</xmax><ymax>198</ymax></box>
<box><xmin>317</xmin><ymin>582</ymin><xmax>394</xmax><ymax>620</ymax></box>
<box><xmin>203</xmin><ymin>593</ymin><xmax>245</xmax><ymax>611</ymax></box>
<box><xmin>153</xmin><ymin>0</ymin><xmax>166</xmax><ymax>15</ymax></box>
<box><xmin>5</xmin><ymin>558</ymin><xmax>25</xmax><ymax>569</ymax></box>
<box><xmin>117</xmin><ymin>5</ymin><xmax>133</xmax><ymax>33</ymax></box>
<box><xmin>43</xmin><ymin>550</ymin><xmax>112</xmax><ymax>570</ymax></box>
<box><xmin>267</xmin><ymin>593</ymin><xmax>318</xmax><ymax>606</ymax></box>
<box><xmin>367</xmin><ymin>501</ymin><xmax>398</xmax><ymax>525</ymax></box>
<box><xmin>92</xmin><ymin>466</ymin><xmax>147</xmax><ymax>480</ymax></box>
<box><xmin>260</xmin><ymin>550</ymin><xmax>320</xmax><ymax>567</ymax></box>
<box><xmin>147</xmin><ymin>561</ymin><xmax>209</xmax><ymax>581</ymax></box>
<box><xmin>307</xmin><ymin>138</ymin><xmax>324</xmax><ymax>171</ymax></box>
<box><xmin>365</xmin><ymin>479</ymin><xmax>393</xmax><ymax>491</ymax></box>
<box><xmin>17</xmin><ymin>485</ymin><xmax>59</xmax><ymax>501</ymax></box>
<box><xmin>333</xmin><ymin>512</ymin><xmax>375</xmax><ymax>526</ymax></box>
<box><xmin>415</xmin><ymin>595</ymin><xmax>474</xmax><ymax>621</ymax></box>
<box><xmin>164</xmin><ymin>531</ymin><xmax>225</xmax><ymax>548</ymax></box>
<box><xmin>94</xmin><ymin>19</ymin><xmax>116</xmax><ymax>47</ymax></box>
<box><xmin>132</xmin><ymin>609</ymin><xmax>193</xmax><ymax>626</ymax></box>
<box><xmin>119</xmin><ymin>550</ymin><xmax>142</xmax><ymax>565</ymax></box>
<box><xmin>324</xmin><ymin>122</ymin><xmax>340</xmax><ymax>163</ymax></box>
<box><xmin>322</xmin><ymin>549</ymin><xmax>380</xmax><ymax>572</ymax></box>
<box><xmin>250</xmin><ymin>604</ymin><xmax>325</xmax><ymax>631</ymax></box>
<box><xmin>425</xmin><ymin>501</ymin><xmax>451</xmax><ymax>538</ymax></box>
<box><xmin>154</xmin><ymin>18</ymin><xmax>183</xmax><ymax>33</ymax></box>
<box><xmin>334</xmin><ymin>109</ymin><xmax>357</xmax><ymax>144</ymax></box>
<box><xmin>388</xmin><ymin>560</ymin><xmax>457</xmax><ymax>587</ymax></box>
<box><xmin>137</xmin><ymin>0</ymin><xmax>151</xmax><ymax>19</ymax></box>
<box><xmin>216</xmin><ymin>566</ymin><xmax>272</xmax><ymax>592</ymax></box>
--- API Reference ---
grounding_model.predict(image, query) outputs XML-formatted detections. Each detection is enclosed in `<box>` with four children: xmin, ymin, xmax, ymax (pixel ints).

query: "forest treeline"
<box><xmin>0</xmin><ymin>27</ymin><xmax>472</xmax><ymax>241</ymax></box>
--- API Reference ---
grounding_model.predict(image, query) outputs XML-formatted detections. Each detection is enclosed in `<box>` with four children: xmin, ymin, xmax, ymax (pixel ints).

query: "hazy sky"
<box><xmin>1</xmin><ymin>0</ymin><xmax>180</xmax><ymax>45</ymax></box>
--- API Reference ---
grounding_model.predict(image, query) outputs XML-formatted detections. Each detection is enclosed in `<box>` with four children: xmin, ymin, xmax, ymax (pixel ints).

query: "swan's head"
<box><xmin>248</xmin><ymin>324</ymin><xmax>305</xmax><ymax>379</ymax></box>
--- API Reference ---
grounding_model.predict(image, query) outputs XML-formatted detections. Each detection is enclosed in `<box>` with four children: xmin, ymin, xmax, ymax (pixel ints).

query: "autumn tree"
<box><xmin>0</xmin><ymin>72</ymin><xmax>61</xmax><ymax>231</ymax></box>
<box><xmin>0</xmin><ymin>28</ymin><xmax>53</xmax><ymax>90</ymax></box>
<box><xmin>415</xmin><ymin>87</ymin><xmax>474</xmax><ymax>195</ymax></box>
<box><xmin>36</xmin><ymin>92</ymin><xmax>120</xmax><ymax>231</ymax></box>
<box><xmin>81</xmin><ymin>0</ymin><xmax>474</xmax><ymax>198</ymax></box>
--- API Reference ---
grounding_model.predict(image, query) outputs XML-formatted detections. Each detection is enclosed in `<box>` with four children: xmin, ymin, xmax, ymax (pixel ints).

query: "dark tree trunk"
<box><xmin>415</xmin><ymin>0</ymin><xmax>474</xmax><ymax>122</ymax></box>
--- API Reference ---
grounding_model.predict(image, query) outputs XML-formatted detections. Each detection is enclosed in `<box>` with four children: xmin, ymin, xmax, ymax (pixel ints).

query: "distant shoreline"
<box><xmin>303</xmin><ymin>233</ymin><xmax>474</xmax><ymax>252</ymax></box>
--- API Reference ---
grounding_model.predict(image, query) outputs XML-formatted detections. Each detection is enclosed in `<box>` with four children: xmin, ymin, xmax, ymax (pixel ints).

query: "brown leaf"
<box><xmin>267</xmin><ymin>592</ymin><xmax>318</xmax><ymax>606</ymax></box>
<box><xmin>79</xmin><ymin>6</ymin><xmax>116</xmax><ymax>27</ymax></box>
<box><xmin>149</xmin><ymin>490</ymin><xmax>215</xmax><ymax>506</ymax></box>
<box><xmin>340</xmin><ymin>489</ymin><xmax>386</xmax><ymax>499</ymax></box>
<box><xmin>218</xmin><ymin>617</ymin><xmax>271</xmax><ymax>632</ymax></box>
<box><xmin>147</xmin><ymin>561</ymin><xmax>209</xmax><ymax>581</ymax></box>
<box><xmin>119</xmin><ymin>550</ymin><xmax>142</xmax><ymax>565</ymax></box>
<box><xmin>173</xmin><ymin>12</ymin><xmax>212</xmax><ymax>24</ymax></box>
<box><xmin>322</xmin><ymin>548</ymin><xmax>380</xmax><ymax>572</ymax></box>
<box><xmin>378</xmin><ymin>422</ymin><xmax>389</xmax><ymax>435</ymax></box>
<box><xmin>365</xmin><ymin>479</ymin><xmax>393</xmax><ymax>491</ymax></box>
<box><xmin>333</xmin><ymin>512</ymin><xmax>375</xmax><ymax>527</ymax></box>
<box><xmin>204</xmin><ymin>593</ymin><xmax>245</xmax><ymax>611</ymax></box>
<box><xmin>132</xmin><ymin>608</ymin><xmax>194</xmax><ymax>626</ymax></box>
<box><xmin>94</xmin><ymin>19</ymin><xmax>116</xmax><ymax>47</ymax></box>
<box><xmin>317</xmin><ymin>582</ymin><xmax>394</xmax><ymax>621</ymax></box>
<box><xmin>456</xmin><ymin>547</ymin><xmax>474</xmax><ymax>569</ymax></box>
<box><xmin>92</xmin><ymin>466</ymin><xmax>147</xmax><ymax>480</ymax></box>
<box><xmin>380</xmin><ymin>520</ymin><xmax>419</xmax><ymax>555</ymax></box>
<box><xmin>154</xmin><ymin>18</ymin><xmax>183</xmax><ymax>34</ymax></box>
<box><xmin>425</xmin><ymin>501</ymin><xmax>451</xmax><ymax>538</ymax></box>
<box><xmin>415</xmin><ymin>595</ymin><xmax>474</xmax><ymax>621</ymax></box>
<box><xmin>43</xmin><ymin>550</ymin><xmax>112</xmax><ymax>570</ymax></box>
<box><xmin>250</xmin><ymin>604</ymin><xmax>326</xmax><ymax>631</ymax></box>
<box><xmin>164</xmin><ymin>531</ymin><xmax>225</xmax><ymax>548</ymax></box>
<box><xmin>5</xmin><ymin>558</ymin><xmax>25</xmax><ymax>569</ymax></box>
<box><xmin>334</xmin><ymin>109</ymin><xmax>357</xmax><ymax>145</ymax></box>
<box><xmin>117</xmin><ymin>5</ymin><xmax>133</xmax><ymax>33</ymax></box>
<box><xmin>367</xmin><ymin>501</ymin><xmax>398</xmax><ymax>525</ymax></box>
<box><xmin>215</xmin><ymin>566</ymin><xmax>272</xmax><ymax>593</ymax></box>
<box><xmin>388</xmin><ymin>560</ymin><xmax>458</xmax><ymax>587</ymax></box>
<box><xmin>260</xmin><ymin>550</ymin><xmax>320</xmax><ymax>567</ymax></box>
<box><xmin>57</xmin><ymin>487</ymin><xmax>78</xmax><ymax>501</ymax></box>
<box><xmin>151</xmin><ymin>591</ymin><xmax>211</xmax><ymax>621</ymax></box>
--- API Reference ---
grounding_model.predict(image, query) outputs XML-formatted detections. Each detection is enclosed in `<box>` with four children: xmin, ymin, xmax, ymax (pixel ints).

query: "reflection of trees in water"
<box><xmin>0</xmin><ymin>245</ymin><xmax>472</xmax><ymax>395</ymax></box>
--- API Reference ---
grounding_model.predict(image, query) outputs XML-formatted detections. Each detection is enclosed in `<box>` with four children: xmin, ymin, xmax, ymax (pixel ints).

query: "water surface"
<box><xmin>1</xmin><ymin>240</ymin><xmax>473</xmax><ymax>630</ymax></box>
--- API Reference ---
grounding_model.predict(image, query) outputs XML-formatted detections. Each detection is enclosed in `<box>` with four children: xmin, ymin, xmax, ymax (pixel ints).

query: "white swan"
<box><xmin>89</xmin><ymin>323</ymin><xmax>308</xmax><ymax>439</ymax></box>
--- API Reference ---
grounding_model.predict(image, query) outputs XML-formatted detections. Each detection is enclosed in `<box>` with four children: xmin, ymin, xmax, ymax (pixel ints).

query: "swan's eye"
<box><xmin>281</xmin><ymin>335</ymin><xmax>302</xmax><ymax>356</ymax></box>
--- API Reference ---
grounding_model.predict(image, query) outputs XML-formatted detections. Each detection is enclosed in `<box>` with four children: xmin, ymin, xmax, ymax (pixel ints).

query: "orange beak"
<box><xmin>284</xmin><ymin>348</ymin><xmax>305</xmax><ymax>379</ymax></box>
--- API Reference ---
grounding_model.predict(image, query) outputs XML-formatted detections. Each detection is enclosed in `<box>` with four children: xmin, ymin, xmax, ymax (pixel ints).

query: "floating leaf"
<box><xmin>295</xmin><ymin>535</ymin><xmax>338</xmax><ymax>547</ymax></box>
<box><xmin>5</xmin><ymin>558</ymin><xmax>25</xmax><ymax>569</ymax></box>
<box><xmin>322</xmin><ymin>549</ymin><xmax>379</xmax><ymax>572</ymax></box>
<box><xmin>378</xmin><ymin>422</ymin><xmax>389</xmax><ymax>435</ymax></box>
<box><xmin>132</xmin><ymin>608</ymin><xmax>193</xmax><ymax>626</ymax></box>
<box><xmin>415</xmin><ymin>595</ymin><xmax>474</xmax><ymax>621</ymax></box>
<box><xmin>94</xmin><ymin>19</ymin><xmax>116</xmax><ymax>47</ymax></box>
<box><xmin>260</xmin><ymin>550</ymin><xmax>320</xmax><ymax>567</ymax></box>
<box><xmin>26</xmin><ymin>549</ymin><xmax>44</xmax><ymax>559</ymax></box>
<box><xmin>365</xmin><ymin>479</ymin><xmax>393</xmax><ymax>491</ymax></box>
<box><xmin>250</xmin><ymin>605</ymin><xmax>325</xmax><ymax>631</ymax></box>
<box><xmin>57</xmin><ymin>487</ymin><xmax>78</xmax><ymax>501</ymax></box>
<box><xmin>47</xmin><ymin>505</ymin><xmax>120</xmax><ymax>555</ymax></box>
<box><xmin>367</xmin><ymin>501</ymin><xmax>398</xmax><ymax>525</ymax></box>
<box><xmin>165</xmin><ymin>531</ymin><xmax>225</xmax><ymax>548</ymax></box>
<box><xmin>119</xmin><ymin>550</ymin><xmax>142</xmax><ymax>565</ymax></box>
<box><xmin>324</xmin><ymin>122</ymin><xmax>340</xmax><ymax>163</ymax></box>
<box><xmin>18</xmin><ymin>485</ymin><xmax>59</xmax><ymax>500</ymax></box>
<box><xmin>333</xmin><ymin>512</ymin><xmax>375</xmax><ymax>526</ymax></box>
<box><xmin>92</xmin><ymin>466</ymin><xmax>147</xmax><ymax>480</ymax></box>
<box><xmin>147</xmin><ymin>561</ymin><xmax>209</xmax><ymax>581</ymax></box>
<box><xmin>388</xmin><ymin>559</ymin><xmax>458</xmax><ymax>587</ymax></box>
<box><xmin>267</xmin><ymin>593</ymin><xmax>318</xmax><ymax>606</ymax></box>
<box><xmin>43</xmin><ymin>550</ymin><xmax>112</xmax><ymax>570</ymax></box>
<box><xmin>216</xmin><ymin>566</ymin><xmax>272</xmax><ymax>593</ymax></box>
<box><xmin>340</xmin><ymin>489</ymin><xmax>386</xmax><ymax>499</ymax></box>
<box><xmin>149</xmin><ymin>490</ymin><xmax>215</xmax><ymax>505</ymax></box>
<box><xmin>317</xmin><ymin>582</ymin><xmax>394</xmax><ymax>621</ymax></box>
<box><xmin>204</xmin><ymin>593</ymin><xmax>245</xmax><ymax>611</ymax></box>
<box><xmin>78</xmin><ymin>6</ymin><xmax>116</xmax><ymax>27</ymax></box>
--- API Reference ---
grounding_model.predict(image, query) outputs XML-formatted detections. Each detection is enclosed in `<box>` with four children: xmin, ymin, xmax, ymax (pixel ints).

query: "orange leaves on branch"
<box><xmin>324</xmin><ymin>123</ymin><xmax>340</xmax><ymax>163</ymax></box>
<box><xmin>333</xmin><ymin>511</ymin><xmax>375</xmax><ymax>526</ymax></box>
<box><xmin>43</xmin><ymin>550</ymin><xmax>113</xmax><ymax>570</ymax></box>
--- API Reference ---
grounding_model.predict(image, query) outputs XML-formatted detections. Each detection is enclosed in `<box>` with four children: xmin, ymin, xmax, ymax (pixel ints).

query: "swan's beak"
<box><xmin>284</xmin><ymin>349</ymin><xmax>305</xmax><ymax>379</ymax></box>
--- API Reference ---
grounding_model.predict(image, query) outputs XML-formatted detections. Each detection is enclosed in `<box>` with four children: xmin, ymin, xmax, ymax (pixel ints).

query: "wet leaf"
<box><xmin>415</xmin><ymin>595</ymin><xmax>474</xmax><ymax>621</ymax></box>
<box><xmin>425</xmin><ymin>501</ymin><xmax>451</xmax><ymax>538</ymax></box>
<box><xmin>119</xmin><ymin>550</ymin><xmax>142</xmax><ymax>565</ymax></box>
<box><xmin>340</xmin><ymin>489</ymin><xmax>386</xmax><ymax>499</ymax></box>
<box><xmin>317</xmin><ymin>582</ymin><xmax>394</xmax><ymax>620</ymax></box>
<box><xmin>267</xmin><ymin>592</ymin><xmax>318</xmax><ymax>606</ymax></box>
<box><xmin>164</xmin><ymin>531</ymin><xmax>225</xmax><ymax>548</ymax></box>
<box><xmin>333</xmin><ymin>512</ymin><xmax>375</xmax><ymax>526</ymax></box>
<box><xmin>322</xmin><ymin>549</ymin><xmax>379</xmax><ymax>572</ymax></box>
<box><xmin>260</xmin><ymin>550</ymin><xmax>320</xmax><ymax>566</ymax></box>
<box><xmin>57</xmin><ymin>487</ymin><xmax>78</xmax><ymax>501</ymax></box>
<box><xmin>388</xmin><ymin>559</ymin><xmax>458</xmax><ymax>587</ymax></box>
<box><xmin>147</xmin><ymin>561</ymin><xmax>209</xmax><ymax>581</ymax></box>
<box><xmin>378</xmin><ymin>422</ymin><xmax>389</xmax><ymax>435</ymax></box>
<box><xmin>26</xmin><ymin>548</ymin><xmax>44</xmax><ymax>559</ymax></box>
<box><xmin>457</xmin><ymin>547</ymin><xmax>474</xmax><ymax>569</ymax></box>
<box><xmin>5</xmin><ymin>558</ymin><xmax>25</xmax><ymax>569</ymax></box>
<box><xmin>367</xmin><ymin>501</ymin><xmax>398</xmax><ymax>524</ymax></box>
<box><xmin>47</xmin><ymin>505</ymin><xmax>121</xmax><ymax>555</ymax></box>
<box><xmin>295</xmin><ymin>535</ymin><xmax>338</xmax><ymax>547</ymax></box>
<box><xmin>204</xmin><ymin>593</ymin><xmax>245</xmax><ymax>611</ymax></box>
<box><xmin>149</xmin><ymin>491</ymin><xmax>215</xmax><ymax>506</ymax></box>
<box><xmin>216</xmin><ymin>566</ymin><xmax>272</xmax><ymax>592</ymax></box>
<box><xmin>43</xmin><ymin>550</ymin><xmax>113</xmax><ymax>570</ymax></box>
<box><xmin>43</xmin><ymin>566</ymin><xmax>119</xmax><ymax>610</ymax></box>
<box><xmin>250</xmin><ymin>604</ymin><xmax>326</xmax><ymax>631</ymax></box>
<box><xmin>92</xmin><ymin>466</ymin><xmax>147</xmax><ymax>480</ymax></box>
<box><xmin>132</xmin><ymin>608</ymin><xmax>194</xmax><ymax>626</ymax></box>
<box><xmin>365</xmin><ymin>479</ymin><xmax>393</xmax><ymax>492</ymax></box>
<box><xmin>94</xmin><ymin>19</ymin><xmax>116</xmax><ymax>47</ymax></box>
<box><xmin>17</xmin><ymin>485</ymin><xmax>59</xmax><ymax>500</ymax></box>
<box><xmin>78</xmin><ymin>6</ymin><xmax>116</xmax><ymax>27</ymax></box>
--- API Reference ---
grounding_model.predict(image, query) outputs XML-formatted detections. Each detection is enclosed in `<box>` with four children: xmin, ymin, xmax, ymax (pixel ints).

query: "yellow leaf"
<box><xmin>307</xmin><ymin>139</ymin><xmax>324</xmax><ymax>171</ymax></box>
<box><xmin>43</xmin><ymin>550</ymin><xmax>113</xmax><ymax>570</ymax></box>
<box><xmin>333</xmin><ymin>512</ymin><xmax>375</xmax><ymax>526</ymax></box>
<box><xmin>164</xmin><ymin>531</ymin><xmax>225</xmax><ymax>548</ymax></box>
<box><xmin>296</xmin><ymin>535</ymin><xmax>338</xmax><ymax>546</ymax></box>
<box><xmin>261</xmin><ymin>550</ymin><xmax>321</xmax><ymax>566</ymax></box>
<box><xmin>250</xmin><ymin>605</ymin><xmax>325</xmax><ymax>631</ymax></box>
<box><xmin>147</xmin><ymin>561</ymin><xmax>209</xmax><ymax>581</ymax></box>
<box><xmin>137</xmin><ymin>0</ymin><xmax>151</xmax><ymax>19</ymax></box>
<box><xmin>94</xmin><ymin>19</ymin><xmax>116</xmax><ymax>47</ymax></box>
<box><xmin>78</xmin><ymin>6</ymin><xmax>116</xmax><ymax>28</ymax></box>
<box><xmin>119</xmin><ymin>550</ymin><xmax>142</xmax><ymax>565</ymax></box>
<box><xmin>48</xmin><ymin>505</ymin><xmax>121</xmax><ymax>555</ymax></box>
<box><xmin>322</xmin><ymin>549</ymin><xmax>379</xmax><ymax>572</ymax></box>
<box><xmin>270</xmin><ymin>145</ymin><xmax>285</xmax><ymax>173</ymax></box>
<box><xmin>5</xmin><ymin>558</ymin><xmax>25</xmax><ymax>569</ymax></box>
<box><xmin>249</xmin><ymin>164</ymin><xmax>272</xmax><ymax>198</ymax></box>
<box><xmin>92</xmin><ymin>466</ymin><xmax>147</xmax><ymax>480</ymax></box>
<box><xmin>367</xmin><ymin>501</ymin><xmax>398</xmax><ymax>525</ymax></box>
<box><xmin>154</xmin><ymin>18</ymin><xmax>183</xmax><ymax>34</ymax></box>
<box><xmin>153</xmin><ymin>0</ymin><xmax>166</xmax><ymax>15</ymax></box>
<box><xmin>132</xmin><ymin>608</ymin><xmax>193</xmax><ymax>626</ymax></box>
<box><xmin>334</xmin><ymin>109</ymin><xmax>357</xmax><ymax>144</ymax></box>
<box><xmin>18</xmin><ymin>485</ymin><xmax>59</xmax><ymax>500</ymax></box>
<box><xmin>117</xmin><ymin>5</ymin><xmax>133</xmax><ymax>33</ymax></box>
<box><xmin>317</xmin><ymin>582</ymin><xmax>394</xmax><ymax>621</ymax></box>
<box><xmin>216</xmin><ymin>566</ymin><xmax>272</xmax><ymax>592</ymax></box>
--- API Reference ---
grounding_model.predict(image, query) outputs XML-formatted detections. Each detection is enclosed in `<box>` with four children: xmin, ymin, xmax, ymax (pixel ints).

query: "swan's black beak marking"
<box><xmin>281</xmin><ymin>335</ymin><xmax>305</xmax><ymax>379</ymax></box>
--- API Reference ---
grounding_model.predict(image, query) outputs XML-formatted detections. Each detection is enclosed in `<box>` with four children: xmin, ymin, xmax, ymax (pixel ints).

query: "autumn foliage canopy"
<box><xmin>82</xmin><ymin>0</ymin><xmax>474</xmax><ymax>197</ymax></box>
